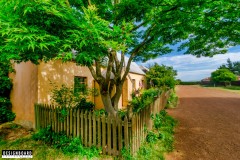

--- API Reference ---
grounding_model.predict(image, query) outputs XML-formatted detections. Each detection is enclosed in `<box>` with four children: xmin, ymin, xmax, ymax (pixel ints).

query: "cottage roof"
<box><xmin>117</xmin><ymin>53</ymin><xmax>145</xmax><ymax>75</ymax></box>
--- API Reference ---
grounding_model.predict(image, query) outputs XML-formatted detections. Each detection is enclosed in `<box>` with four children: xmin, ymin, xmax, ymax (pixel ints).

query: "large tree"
<box><xmin>146</xmin><ymin>64</ymin><xmax>177</xmax><ymax>89</ymax></box>
<box><xmin>219</xmin><ymin>58</ymin><xmax>240</xmax><ymax>75</ymax></box>
<box><xmin>0</xmin><ymin>0</ymin><xmax>239</xmax><ymax>116</ymax></box>
<box><xmin>211</xmin><ymin>68</ymin><xmax>237</xmax><ymax>86</ymax></box>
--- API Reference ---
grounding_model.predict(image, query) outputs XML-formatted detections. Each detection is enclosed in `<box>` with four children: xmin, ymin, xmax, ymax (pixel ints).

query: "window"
<box><xmin>74</xmin><ymin>76</ymin><xmax>87</xmax><ymax>94</ymax></box>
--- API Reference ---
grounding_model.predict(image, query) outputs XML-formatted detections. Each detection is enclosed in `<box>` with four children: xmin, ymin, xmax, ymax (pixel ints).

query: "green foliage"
<box><xmin>146</xmin><ymin>130</ymin><xmax>159</xmax><ymax>144</ymax></box>
<box><xmin>0</xmin><ymin>98</ymin><xmax>16</xmax><ymax>123</ymax></box>
<box><xmin>76</xmin><ymin>98</ymin><xmax>95</xmax><ymax>111</ymax></box>
<box><xmin>117</xmin><ymin>109</ymin><xmax>127</xmax><ymax>119</ymax></box>
<box><xmin>121</xmin><ymin>147</ymin><xmax>133</xmax><ymax>160</ymax></box>
<box><xmin>0</xmin><ymin>60</ymin><xmax>15</xmax><ymax>123</ymax></box>
<box><xmin>137</xmin><ymin>110</ymin><xmax>177</xmax><ymax>159</ymax></box>
<box><xmin>224</xmin><ymin>86</ymin><xmax>240</xmax><ymax>90</ymax></box>
<box><xmin>51</xmin><ymin>83</ymin><xmax>95</xmax><ymax>110</ymax></box>
<box><xmin>93</xmin><ymin>109</ymin><xmax>108</xmax><ymax>116</ymax></box>
<box><xmin>146</xmin><ymin>64</ymin><xmax>178</xmax><ymax>90</ymax></box>
<box><xmin>131</xmin><ymin>88</ymin><xmax>160</xmax><ymax>113</ymax></box>
<box><xmin>165</xmin><ymin>91</ymin><xmax>178</xmax><ymax>109</ymax></box>
<box><xmin>219</xmin><ymin>58</ymin><xmax>240</xmax><ymax>75</ymax></box>
<box><xmin>211</xmin><ymin>69</ymin><xmax>237</xmax><ymax>85</ymax></box>
<box><xmin>1</xmin><ymin>0</ymin><xmax>239</xmax><ymax>115</ymax></box>
<box><xmin>50</xmin><ymin>83</ymin><xmax>96</xmax><ymax>120</ymax></box>
<box><xmin>32</xmin><ymin>126</ymin><xmax>100</xmax><ymax>158</ymax></box>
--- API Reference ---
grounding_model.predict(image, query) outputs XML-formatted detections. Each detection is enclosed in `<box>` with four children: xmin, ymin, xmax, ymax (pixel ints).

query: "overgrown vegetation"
<box><xmin>146</xmin><ymin>64</ymin><xmax>178</xmax><ymax>90</ymax></box>
<box><xmin>50</xmin><ymin>83</ymin><xmax>97</xmax><ymax>120</ymax></box>
<box><xmin>120</xmin><ymin>110</ymin><xmax>177</xmax><ymax>160</ymax></box>
<box><xmin>32</xmin><ymin>125</ymin><xmax>100</xmax><ymax>158</ymax></box>
<box><xmin>131</xmin><ymin>88</ymin><xmax>160</xmax><ymax>113</ymax></box>
<box><xmin>51</xmin><ymin>83</ymin><xmax>96</xmax><ymax>110</ymax></box>
<box><xmin>165</xmin><ymin>91</ymin><xmax>178</xmax><ymax>109</ymax></box>
<box><xmin>0</xmin><ymin>61</ymin><xmax>15</xmax><ymax>123</ymax></box>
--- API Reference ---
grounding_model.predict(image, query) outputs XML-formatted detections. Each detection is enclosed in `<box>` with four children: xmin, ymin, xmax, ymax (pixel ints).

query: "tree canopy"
<box><xmin>219</xmin><ymin>58</ymin><xmax>240</xmax><ymax>75</ymax></box>
<box><xmin>146</xmin><ymin>64</ymin><xmax>177</xmax><ymax>90</ymax></box>
<box><xmin>0</xmin><ymin>0</ymin><xmax>239</xmax><ymax>115</ymax></box>
<box><xmin>211</xmin><ymin>68</ymin><xmax>237</xmax><ymax>85</ymax></box>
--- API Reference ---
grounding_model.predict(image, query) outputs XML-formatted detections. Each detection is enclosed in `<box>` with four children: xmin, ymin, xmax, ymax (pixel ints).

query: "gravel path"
<box><xmin>165</xmin><ymin>85</ymin><xmax>240</xmax><ymax>160</ymax></box>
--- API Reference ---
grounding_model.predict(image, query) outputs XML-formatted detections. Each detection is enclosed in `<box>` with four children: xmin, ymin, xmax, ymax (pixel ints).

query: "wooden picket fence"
<box><xmin>34</xmin><ymin>91</ymin><xmax>170</xmax><ymax>156</ymax></box>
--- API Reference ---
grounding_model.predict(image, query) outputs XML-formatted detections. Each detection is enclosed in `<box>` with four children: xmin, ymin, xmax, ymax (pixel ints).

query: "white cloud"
<box><xmin>143</xmin><ymin>52</ymin><xmax>240</xmax><ymax>81</ymax></box>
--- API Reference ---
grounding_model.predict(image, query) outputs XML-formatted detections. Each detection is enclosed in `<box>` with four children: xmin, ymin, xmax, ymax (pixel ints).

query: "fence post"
<box><xmin>89</xmin><ymin>111</ymin><xmax>92</xmax><ymax>147</ymax></box>
<box><xmin>92</xmin><ymin>113</ymin><xmax>96</xmax><ymax>146</ymax></box>
<box><xmin>102</xmin><ymin>114</ymin><xmax>106</xmax><ymax>154</ymax></box>
<box><xmin>107</xmin><ymin>115</ymin><xmax>112</xmax><ymax>155</ymax></box>
<box><xmin>124</xmin><ymin>116</ymin><xmax>129</xmax><ymax>149</ymax></box>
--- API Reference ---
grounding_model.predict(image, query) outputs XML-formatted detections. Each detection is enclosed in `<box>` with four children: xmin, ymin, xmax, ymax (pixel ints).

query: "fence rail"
<box><xmin>34</xmin><ymin>91</ymin><xmax>170</xmax><ymax>156</ymax></box>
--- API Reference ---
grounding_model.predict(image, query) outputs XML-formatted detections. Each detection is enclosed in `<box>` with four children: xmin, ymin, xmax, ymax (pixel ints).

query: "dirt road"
<box><xmin>166</xmin><ymin>85</ymin><xmax>240</xmax><ymax>160</ymax></box>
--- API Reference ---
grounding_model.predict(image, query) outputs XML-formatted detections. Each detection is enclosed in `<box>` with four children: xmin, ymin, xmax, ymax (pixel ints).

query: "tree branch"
<box><xmin>88</xmin><ymin>65</ymin><xmax>99</xmax><ymax>81</ymax></box>
<box><xmin>106</xmin><ymin>53</ymin><xmax>114</xmax><ymax>83</ymax></box>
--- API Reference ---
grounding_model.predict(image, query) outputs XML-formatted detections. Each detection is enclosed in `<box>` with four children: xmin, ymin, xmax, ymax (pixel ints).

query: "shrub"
<box><xmin>136</xmin><ymin>110</ymin><xmax>177</xmax><ymax>159</ymax></box>
<box><xmin>131</xmin><ymin>88</ymin><xmax>160</xmax><ymax>113</ymax></box>
<box><xmin>32</xmin><ymin>126</ymin><xmax>100</xmax><ymax>158</ymax></box>
<box><xmin>0</xmin><ymin>61</ymin><xmax>15</xmax><ymax>123</ymax></box>
<box><xmin>0</xmin><ymin>95</ymin><xmax>15</xmax><ymax>124</ymax></box>
<box><xmin>165</xmin><ymin>91</ymin><xmax>178</xmax><ymax>109</ymax></box>
<box><xmin>76</xmin><ymin>98</ymin><xmax>95</xmax><ymax>111</ymax></box>
<box><xmin>50</xmin><ymin>83</ymin><xmax>96</xmax><ymax>120</ymax></box>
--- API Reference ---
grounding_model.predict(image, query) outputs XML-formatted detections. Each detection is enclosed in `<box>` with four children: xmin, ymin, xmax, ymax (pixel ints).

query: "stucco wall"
<box><xmin>38</xmin><ymin>60</ymin><xmax>95</xmax><ymax>104</ymax></box>
<box><xmin>127</xmin><ymin>73</ymin><xmax>146</xmax><ymax>101</ymax></box>
<box><xmin>10</xmin><ymin>62</ymin><xmax>38</xmax><ymax>129</ymax></box>
<box><xmin>10</xmin><ymin>60</ymin><xmax>146</xmax><ymax>128</ymax></box>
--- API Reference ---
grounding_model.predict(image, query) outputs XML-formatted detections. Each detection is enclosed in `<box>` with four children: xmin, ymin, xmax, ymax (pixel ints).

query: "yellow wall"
<box><xmin>127</xmin><ymin>73</ymin><xmax>146</xmax><ymax>101</ymax></box>
<box><xmin>38</xmin><ymin>60</ymin><xmax>95</xmax><ymax>104</ymax></box>
<box><xmin>10</xmin><ymin>62</ymin><xmax>38</xmax><ymax>129</ymax></box>
<box><xmin>10</xmin><ymin>60</ymin><xmax>146</xmax><ymax>128</ymax></box>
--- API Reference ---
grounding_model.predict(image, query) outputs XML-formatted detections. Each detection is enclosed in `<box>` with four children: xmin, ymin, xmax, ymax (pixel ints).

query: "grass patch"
<box><xmin>202</xmin><ymin>85</ymin><xmax>240</xmax><ymax>94</ymax></box>
<box><xmin>0</xmin><ymin>124</ymin><xmax>104</xmax><ymax>160</ymax></box>
<box><xmin>122</xmin><ymin>110</ymin><xmax>177</xmax><ymax>160</ymax></box>
<box><xmin>224</xmin><ymin>86</ymin><xmax>240</xmax><ymax>90</ymax></box>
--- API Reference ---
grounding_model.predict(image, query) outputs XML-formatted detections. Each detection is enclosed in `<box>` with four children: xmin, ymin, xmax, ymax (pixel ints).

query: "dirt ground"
<box><xmin>165</xmin><ymin>85</ymin><xmax>240</xmax><ymax>160</ymax></box>
<box><xmin>0</xmin><ymin>122</ymin><xmax>31</xmax><ymax>141</ymax></box>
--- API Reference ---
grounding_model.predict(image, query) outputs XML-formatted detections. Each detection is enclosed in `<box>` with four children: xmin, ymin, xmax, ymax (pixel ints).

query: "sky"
<box><xmin>143</xmin><ymin>46</ymin><xmax>240</xmax><ymax>82</ymax></box>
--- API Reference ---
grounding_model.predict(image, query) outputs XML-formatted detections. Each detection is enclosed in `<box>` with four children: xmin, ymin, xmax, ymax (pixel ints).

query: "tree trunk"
<box><xmin>112</xmin><ymin>83</ymin><xmax>123</xmax><ymax>110</ymax></box>
<box><xmin>101</xmin><ymin>93</ymin><xmax>117</xmax><ymax>116</ymax></box>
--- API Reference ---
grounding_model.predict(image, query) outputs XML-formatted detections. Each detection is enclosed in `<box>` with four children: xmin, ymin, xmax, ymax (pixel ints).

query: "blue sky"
<box><xmin>143</xmin><ymin>46</ymin><xmax>240</xmax><ymax>81</ymax></box>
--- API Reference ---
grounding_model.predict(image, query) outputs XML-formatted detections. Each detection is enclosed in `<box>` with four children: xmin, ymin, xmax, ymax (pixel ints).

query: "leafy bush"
<box><xmin>146</xmin><ymin>64</ymin><xmax>178</xmax><ymax>90</ymax></box>
<box><xmin>50</xmin><ymin>83</ymin><xmax>96</xmax><ymax>120</ymax></box>
<box><xmin>94</xmin><ymin>109</ymin><xmax>108</xmax><ymax>116</ymax></box>
<box><xmin>165</xmin><ymin>91</ymin><xmax>178</xmax><ymax>109</ymax></box>
<box><xmin>51</xmin><ymin>83</ymin><xmax>97</xmax><ymax>110</ymax></box>
<box><xmin>137</xmin><ymin>110</ymin><xmax>177</xmax><ymax>159</ymax></box>
<box><xmin>0</xmin><ymin>61</ymin><xmax>15</xmax><ymax>123</ymax></box>
<box><xmin>0</xmin><ymin>98</ymin><xmax>16</xmax><ymax>123</ymax></box>
<box><xmin>117</xmin><ymin>109</ymin><xmax>127</xmax><ymax>119</ymax></box>
<box><xmin>146</xmin><ymin>130</ymin><xmax>159</xmax><ymax>144</ymax></box>
<box><xmin>32</xmin><ymin>126</ymin><xmax>100</xmax><ymax>158</ymax></box>
<box><xmin>131</xmin><ymin>88</ymin><xmax>160</xmax><ymax>113</ymax></box>
<box><xmin>76</xmin><ymin>98</ymin><xmax>95</xmax><ymax>111</ymax></box>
